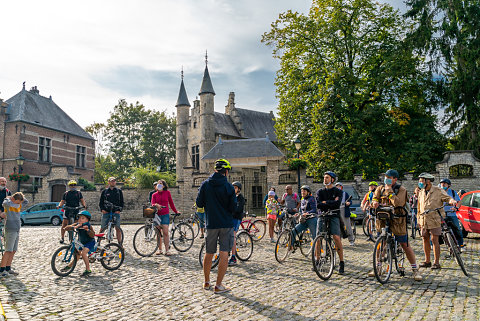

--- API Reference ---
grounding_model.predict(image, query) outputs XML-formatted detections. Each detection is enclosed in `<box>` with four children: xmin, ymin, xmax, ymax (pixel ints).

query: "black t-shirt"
<box><xmin>99</xmin><ymin>187</ymin><xmax>124</xmax><ymax>212</ymax></box>
<box><xmin>233</xmin><ymin>193</ymin><xmax>246</xmax><ymax>220</ymax></box>
<box><xmin>316</xmin><ymin>187</ymin><xmax>343</xmax><ymax>216</ymax></box>
<box><xmin>62</xmin><ymin>190</ymin><xmax>83</xmax><ymax>207</ymax></box>
<box><xmin>0</xmin><ymin>188</ymin><xmax>12</xmax><ymax>212</ymax></box>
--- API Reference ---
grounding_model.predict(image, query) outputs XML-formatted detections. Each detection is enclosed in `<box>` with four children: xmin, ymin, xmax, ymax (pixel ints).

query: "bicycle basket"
<box><xmin>143</xmin><ymin>206</ymin><xmax>157</xmax><ymax>218</ymax></box>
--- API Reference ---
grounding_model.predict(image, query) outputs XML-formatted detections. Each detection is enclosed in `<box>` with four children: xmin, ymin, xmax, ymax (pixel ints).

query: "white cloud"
<box><xmin>0</xmin><ymin>0</ymin><xmax>404</xmax><ymax>128</ymax></box>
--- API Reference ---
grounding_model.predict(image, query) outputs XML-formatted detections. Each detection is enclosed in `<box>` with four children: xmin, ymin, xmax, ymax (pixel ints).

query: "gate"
<box><xmin>228</xmin><ymin>172</ymin><xmax>267</xmax><ymax>216</ymax></box>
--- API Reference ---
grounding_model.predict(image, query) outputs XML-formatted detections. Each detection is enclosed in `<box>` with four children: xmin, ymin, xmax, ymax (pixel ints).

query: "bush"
<box><xmin>78</xmin><ymin>177</ymin><xmax>96</xmax><ymax>191</ymax></box>
<box><xmin>133</xmin><ymin>168</ymin><xmax>176</xmax><ymax>189</ymax></box>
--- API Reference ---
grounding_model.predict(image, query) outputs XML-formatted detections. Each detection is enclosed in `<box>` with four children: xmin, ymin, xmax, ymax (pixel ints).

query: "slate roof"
<box><xmin>202</xmin><ymin>137</ymin><xmax>284</xmax><ymax>160</ymax></box>
<box><xmin>176</xmin><ymin>79</ymin><xmax>191</xmax><ymax>107</ymax></box>
<box><xmin>199</xmin><ymin>65</ymin><xmax>215</xmax><ymax>95</ymax></box>
<box><xmin>214</xmin><ymin>112</ymin><xmax>241</xmax><ymax>138</ymax></box>
<box><xmin>5</xmin><ymin>89</ymin><xmax>94</xmax><ymax>140</ymax></box>
<box><xmin>236</xmin><ymin>108</ymin><xmax>276</xmax><ymax>141</ymax></box>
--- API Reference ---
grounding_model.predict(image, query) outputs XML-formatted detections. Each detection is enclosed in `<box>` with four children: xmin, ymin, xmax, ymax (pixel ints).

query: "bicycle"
<box><xmin>410</xmin><ymin>208</ymin><xmax>420</xmax><ymax>239</ymax></box>
<box><xmin>240</xmin><ymin>213</ymin><xmax>266</xmax><ymax>241</ymax></box>
<box><xmin>311</xmin><ymin>210</ymin><xmax>339</xmax><ymax>280</ymax></box>
<box><xmin>362</xmin><ymin>208</ymin><xmax>377</xmax><ymax>242</ymax></box>
<box><xmin>61</xmin><ymin>205</ymin><xmax>84</xmax><ymax>243</ymax></box>
<box><xmin>133</xmin><ymin>209</ymin><xmax>194</xmax><ymax>256</ymax></box>
<box><xmin>372</xmin><ymin>205</ymin><xmax>407</xmax><ymax>284</ymax></box>
<box><xmin>101</xmin><ymin>201</ymin><xmax>124</xmax><ymax>245</ymax></box>
<box><xmin>198</xmin><ymin>230</ymin><xmax>253</xmax><ymax>268</ymax></box>
<box><xmin>187</xmin><ymin>211</ymin><xmax>205</xmax><ymax>239</ymax></box>
<box><xmin>275</xmin><ymin>212</ymin><xmax>314</xmax><ymax>263</ymax></box>
<box><xmin>418</xmin><ymin>207</ymin><xmax>468</xmax><ymax>276</ymax></box>
<box><xmin>51</xmin><ymin>227</ymin><xmax>124</xmax><ymax>277</ymax></box>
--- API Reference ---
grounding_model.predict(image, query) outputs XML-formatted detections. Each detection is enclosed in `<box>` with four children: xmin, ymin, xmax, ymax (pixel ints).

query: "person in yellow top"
<box><xmin>265</xmin><ymin>191</ymin><xmax>280</xmax><ymax>243</ymax></box>
<box><xmin>416</xmin><ymin>173</ymin><xmax>456</xmax><ymax>270</ymax></box>
<box><xmin>193</xmin><ymin>203</ymin><xmax>206</xmax><ymax>239</ymax></box>
<box><xmin>370</xmin><ymin>169</ymin><xmax>422</xmax><ymax>281</ymax></box>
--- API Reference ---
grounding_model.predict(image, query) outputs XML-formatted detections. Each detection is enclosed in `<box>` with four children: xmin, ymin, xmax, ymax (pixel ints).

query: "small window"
<box><xmin>471</xmin><ymin>193</ymin><xmax>480</xmax><ymax>209</ymax></box>
<box><xmin>38</xmin><ymin>137</ymin><xmax>51</xmax><ymax>162</ymax></box>
<box><xmin>191</xmin><ymin>145</ymin><xmax>199</xmax><ymax>170</ymax></box>
<box><xmin>33</xmin><ymin>177</ymin><xmax>43</xmax><ymax>188</ymax></box>
<box><xmin>193</xmin><ymin>122</ymin><xmax>197</xmax><ymax>128</ymax></box>
<box><xmin>460</xmin><ymin>193</ymin><xmax>473</xmax><ymax>207</ymax></box>
<box><xmin>76</xmin><ymin>145</ymin><xmax>86</xmax><ymax>168</ymax></box>
<box><xmin>251</xmin><ymin>186</ymin><xmax>263</xmax><ymax>208</ymax></box>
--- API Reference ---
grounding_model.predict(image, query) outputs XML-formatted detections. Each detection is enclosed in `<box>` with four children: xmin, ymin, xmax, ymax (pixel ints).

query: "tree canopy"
<box><xmin>263</xmin><ymin>0</ymin><xmax>446</xmax><ymax>179</ymax></box>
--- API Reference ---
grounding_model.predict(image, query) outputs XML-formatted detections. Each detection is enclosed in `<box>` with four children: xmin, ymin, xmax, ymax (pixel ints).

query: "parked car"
<box><xmin>342</xmin><ymin>185</ymin><xmax>363</xmax><ymax>223</ymax></box>
<box><xmin>456</xmin><ymin>190</ymin><xmax>480</xmax><ymax>237</ymax></box>
<box><xmin>20</xmin><ymin>202</ymin><xmax>63</xmax><ymax>226</ymax></box>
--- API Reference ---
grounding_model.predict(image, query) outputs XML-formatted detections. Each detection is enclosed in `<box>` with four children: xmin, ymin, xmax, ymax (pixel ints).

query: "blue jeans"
<box><xmin>293</xmin><ymin>217</ymin><xmax>318</xmax><ymax>240</ymax></box>
<box><xmin>196</xmin><ymin>212</ymin><xmax>205</xmax><ymax>228</ymax></box>
<box><xmin>445</xmin><ymin>215</ymin><xmax>464</xmax><ymax>246</ymax></box>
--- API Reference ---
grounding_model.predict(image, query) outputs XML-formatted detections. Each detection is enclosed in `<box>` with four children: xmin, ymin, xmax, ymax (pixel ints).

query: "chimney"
<box><xmin>29</xmin><ymin>86</ymin><xmax>39</xmax><ymax>94</ymax></box>
<box><xmin>225</xmin><ymin>92</ymin><xmax>235</xmax><ymax>115</ymax></box>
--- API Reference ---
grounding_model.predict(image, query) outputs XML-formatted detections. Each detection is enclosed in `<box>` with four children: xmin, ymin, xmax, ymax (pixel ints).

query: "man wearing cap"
<box><xmin>99</xmin><ymin>177</ymin><xmax>124</xmax><ymax>244</ymax></box>
<box><xmin>336</xmin><ymin>182</ymin><xmax>355</xmax><ymax>246</ymax></box>
<box><xmin>315</xmin><ymin>171</ymin><xmax>345</xmax><ymax>274</ymax></box>
<box><xmin>371</xmin><ymin>169</ymin><xmax>422</xmax><ymax>281</ymax></box>
<box><xmin>417</xmin><ymin>173</ymin><xmax>456</xmax><ymax>269</ymax></box>
<box><xmin>439</xmin><ymin>178</ymin><xmax>463</xmax><ymax>248</ymax></box>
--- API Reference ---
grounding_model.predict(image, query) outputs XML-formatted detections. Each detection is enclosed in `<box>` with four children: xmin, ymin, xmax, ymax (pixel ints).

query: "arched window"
<box><xmin>449</xmin><ymin>164</ymin><xmax>474</xmax><ymax>178</ymax></box>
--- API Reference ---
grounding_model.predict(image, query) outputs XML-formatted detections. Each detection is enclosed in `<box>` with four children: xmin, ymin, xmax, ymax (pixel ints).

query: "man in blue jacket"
<box><xmin>196</xmin><ymin>159</ymin><xmax>236</xmax><ymax>294</ymax></box>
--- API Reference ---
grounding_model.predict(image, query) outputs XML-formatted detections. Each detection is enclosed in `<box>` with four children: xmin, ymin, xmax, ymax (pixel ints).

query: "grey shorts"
<box><xmin>4</xmin><ymin>230</ymin><xmax>19</xmax><ymax>252</ymax></box>
<box><xmin>317</xmin><ymin>216</ymin><xmax>341</xmax><ymax>236</ymax></box>
<box><xmin>205</xmin><ymin>228</ymin><xmax>234</xmax><ymax>254</ymax></box>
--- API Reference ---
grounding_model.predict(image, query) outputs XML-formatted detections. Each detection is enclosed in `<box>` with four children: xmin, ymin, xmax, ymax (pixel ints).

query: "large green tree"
<box><xmin>406</xmin><ymin>0</ymin><xmax>480</xmax><ymax>156</ymax></box>
<box><xmin>263</xmin><ymin>0</ymin><xmax>445</xmax><ymax>179</ymax></box>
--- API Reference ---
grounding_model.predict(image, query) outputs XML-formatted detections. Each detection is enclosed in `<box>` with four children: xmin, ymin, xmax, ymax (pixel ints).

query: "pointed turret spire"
<box><xmin>176</xmin><ymin>67</ymin><xmax>191</xmax><ymax>107</ymax></box>
<box><xmin>199</xmin><ymin>51</ymin><xmax>215</xmax><ymax>95</ymax></box>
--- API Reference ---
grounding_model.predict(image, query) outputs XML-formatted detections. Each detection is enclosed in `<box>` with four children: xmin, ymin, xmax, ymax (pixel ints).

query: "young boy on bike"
<box><xmin>57</xmin><ymin>180</ymin><xmax>87</xmax><ymax>244</ymax></box>
<box><xmin>0</xmin><ymin>192</ymin><xmax>28</xmax><ymax>277</ymax></box>
<box><xmin>63</xmin><ymin>210</ymin><xmax>96</xmax><ymax>277</ymax></box>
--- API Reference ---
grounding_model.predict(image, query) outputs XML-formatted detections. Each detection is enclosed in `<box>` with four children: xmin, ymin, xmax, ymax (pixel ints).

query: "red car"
<box><xmin>456</xmin><ymin>190</ymin><xmax>480</xmax><ymax>237</ymax></box>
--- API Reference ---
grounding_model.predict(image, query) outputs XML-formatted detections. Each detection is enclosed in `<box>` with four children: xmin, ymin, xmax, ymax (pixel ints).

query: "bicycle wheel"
<box><xmin>445</xmin><ymin>232</ymin><xmax>468</xmax><ymax>276</ymax></box>
<box><xmin>198</xmin><ymin>242</ymin><xmax>219</xmax><ymax>268</ymax></box>
<box><xmin>68</xmin><ymin>217</ymin><xmax>75</xmax><ymax>243</ymax></box>
<box><xmin>191</xmin><ymin>218</ymin><xmax>200</xmax><ymax>239</ymax></box>
<box><xmin>373</xmin><ymin>235</ymin><xmax>393</xmax><ymax>284</ymax></box>
<box><xmin>250</xmin><ymin>220</ymin><xmax>267</xmax><ymax>241</ymax></box>
<box><xmin>394</xmin><ymin>241</ymin><xmax>406</xmax><ymax>277</ymax></box>
<box><xmin>299</xmin><ymin>230</ymin><xmax>313</xmax><ymax>257</ymax></box>
<box><xmin>133</xmin><ymin>225</ymin><xmax>159</xmax><ymax>257</ymax></box>
<box><xmin>235</xmin><ymin>231</ymin><xmax>253</xmax><ymax>261</ymax></box>
<box><xmin>351</xmin><ymin>218</ymin><xmax>357</xmax><ymax>240</ymax></box>
<box><xmin>51</xmin><ymin>245</ymin><xmax>77</xmax><ymax>277</ymax></box>
<box><xmin>274</xmin><ymin>220</ymin><xmax>281</xmax><ymax>235</ymax></box>
<box><xmin>171</xmin><ymin>222</ymin><xmax>194</xmax><ymax>252</ymax></box>
<box><xmin>107</xmin><ymin>225</ymin><xmax>124</xmax><ymax>245</ymax></box>
<box><xmin>311</xmin><ymin>236</ymin><xmax>334</xmax><ymax>280</ymax></box>
<box><xmin>362</xmin><ymin>216</ymin><xmax>369</xmax><ymax>236</ymax></box>
<box><xmin>100</xmin><ymin>243</ymin><xmax>125</xmax><ymax>271</ymax></box>
<box><xmin>367</xmin><ymin>218</ymin><xmax>376</xmax><ymax>242</ymax></box>
<box><xmin>275</xmin><ymin>230</ymin><xmax>292</xmax><ymax>263</ymax></box>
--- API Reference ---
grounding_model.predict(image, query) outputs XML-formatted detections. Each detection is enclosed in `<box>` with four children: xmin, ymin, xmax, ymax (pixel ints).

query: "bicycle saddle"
<box><xmin>95</xmin><ymin>233</ymin><xmax>105</xmax><ymax>238</ymax></box>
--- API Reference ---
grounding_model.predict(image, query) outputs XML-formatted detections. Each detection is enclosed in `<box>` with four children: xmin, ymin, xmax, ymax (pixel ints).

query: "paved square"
<box><xmin>1</xmin><ymin>224</ymin><xmax>479</xmax><ymax>320</ymax></box>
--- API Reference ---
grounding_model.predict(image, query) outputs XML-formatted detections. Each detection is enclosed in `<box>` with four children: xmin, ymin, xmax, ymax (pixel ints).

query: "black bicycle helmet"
<box><xmin>440</xmin><ymin>178</ymin><xmax>451</xmax><ymax>185</ymax></box>
<box><xmin>215</xmin><ymin>158</ymin><xmax>232</xmax><ymax>171</ymax></box>
<box><xmin>300</xmin><ymin>185</ymin><xmax>311</xmax><ymax>193</ymax></box>
<box><xmin>232</xmin><ymin>181</ymin><xmax>242</xmax><ymax>190</ymax></box>
<box><xmin>324</xmin><ymin>171</ymin><xmax>337</xmax><ymax>182</ymax></box>
<box><xmin>385</xmin><ymin>169</ymin><xmax>399</xmax><ymax>178</ymax></box>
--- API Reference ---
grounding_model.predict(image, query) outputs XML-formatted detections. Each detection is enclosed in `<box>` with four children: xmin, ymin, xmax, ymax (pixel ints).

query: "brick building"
<box><xmin>0</xmin><ymin>84</ymin><xmax>95</xmax><ymax>201</ymax></box>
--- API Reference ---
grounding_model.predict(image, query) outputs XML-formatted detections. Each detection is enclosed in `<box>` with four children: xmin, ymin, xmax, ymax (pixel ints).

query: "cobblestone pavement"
<box><xmin>0</xmin><ymin>224</ymin><xmax>479</xmax><ymax>320</ymax></box>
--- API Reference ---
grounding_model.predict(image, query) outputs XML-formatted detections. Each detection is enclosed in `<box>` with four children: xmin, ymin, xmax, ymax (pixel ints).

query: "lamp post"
<box><xmin>294</xmin><ymin>137</ymin><xmax>301</xmax><ymax>195</ymax></box>
<box><xmin>16</xmin><ymin>154</ymin><xmax>25</xmax><ymax>192</ymax></box>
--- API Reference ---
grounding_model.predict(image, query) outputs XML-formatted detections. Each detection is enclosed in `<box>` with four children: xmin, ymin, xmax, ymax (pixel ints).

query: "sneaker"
<box><xmin>368</xmin><ymin>270</ymin><xmax>375</xmax><ymax>277</ymax></box>
<box><xmin>349</xmin><ymin>241</ymin><xmax>355</xmax><ymax>246</ymax></box>
<box><xmin>270</xmin><ymin>238</ymin><xmax>275</xmax><ymax>243</ymax></box>
<box><xmin>7</xmin><ymin>269</ymin><xmax>19</xmax><ymax>276</ymax></box>
<box><xmin>419</xmin><ymin>261</ymin><xmax>432</xmax><ymax>268</ymax></box>
<box><xmin>59</xmin><ymin>238</ymin><xmax>65</xmax><ymax>244</ymax></box>
<box><xmin>228</xmin><ymin>256</ymin><xmax>237</xmax><ymax>266</ymax></box>
<box><xmin>214</xmin><ymin>284</ymin><xmax>231</xmax><ymax>294</ymax></box>
<box><xmin>203</xmin><ymin>282</ymin><xmax>211</xmax><ymax>290</ymax></box>
<box><xmin>413</xmin><ymin>269</ymin><xmax>422</xmax><ymax>281</ymax></box>
<box><xmin>0</xmin><ymin>271</ymin><xmax>8</xmax><ymax>278</ymax></box>
<box><xmin>431</xmin><ymin>263</ymin><xmax>441</xmax><ymax>270</ymax></box>
<box><xmin>81</xmin><ymin>270</ymin><xmax>92</xmax><ymax>277</ymax></box>
<box><xmin>200</xmin><ymin>235</ymin><xmax>205</xmax><ymax>239</ymax></box>
<box><xmin>339</xmin><ymin>261</ymin><xmax>345</xmax><ymax>274</ymax></box>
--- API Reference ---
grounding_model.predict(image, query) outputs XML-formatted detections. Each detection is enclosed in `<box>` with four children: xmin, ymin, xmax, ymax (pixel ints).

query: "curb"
<box><xmin>0</xmin><ymin>284</ymin><xmax>20</xmax><ymax>321</ymax></box>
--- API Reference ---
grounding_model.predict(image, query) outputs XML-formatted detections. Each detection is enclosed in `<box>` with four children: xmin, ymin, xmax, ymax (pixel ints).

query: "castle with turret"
<box><xmin>174</xmin><ymin>55</ymin><xmax>287</xmax><ymax>213</ymax></box>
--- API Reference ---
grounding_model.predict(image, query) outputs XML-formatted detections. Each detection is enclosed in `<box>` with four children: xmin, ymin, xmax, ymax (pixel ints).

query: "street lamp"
<box><xmin>294</xmin><ymin>137</ymin><xmax>301</xmax><ymax>195</ymax></box>
<box><xmin>16</xmin><ymin>154</ymin><xmax>25</xmax><ymax>192</ymax></box>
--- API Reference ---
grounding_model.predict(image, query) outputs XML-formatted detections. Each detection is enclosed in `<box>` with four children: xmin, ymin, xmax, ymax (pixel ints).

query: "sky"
<box><xmin>0</xmin><ymin>0</ymin><xmax>405</xmax><ymax>129</ymax></box>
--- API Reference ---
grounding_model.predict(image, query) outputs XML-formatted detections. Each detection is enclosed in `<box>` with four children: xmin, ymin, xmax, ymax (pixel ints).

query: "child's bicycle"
<box><xmin>239</xmin><ymin>212</ymin><xmax>266</xmax><ymax>241</ymax></box>
<box><xmin>51</xmin><ymin>227</ymin><xmax>125</xmax><ymax>277</ymax></box>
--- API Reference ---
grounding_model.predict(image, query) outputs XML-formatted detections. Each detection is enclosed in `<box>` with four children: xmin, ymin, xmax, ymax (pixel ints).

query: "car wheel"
<box><xmin>459</xmin><ymin>220</ymin><xmax>469</xmax><ymax>238</ymax></box>
<box><xmin>51</xmin><ymin>216</ymin><xmax>62</xmax><ymax>226</ymax></box>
